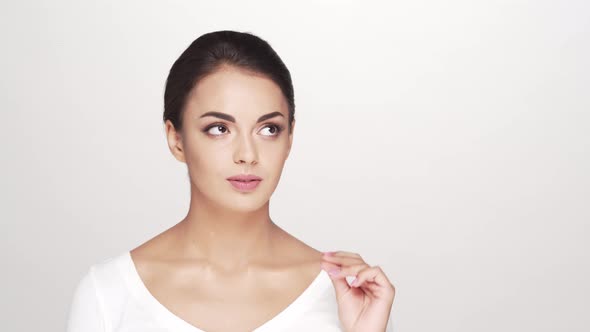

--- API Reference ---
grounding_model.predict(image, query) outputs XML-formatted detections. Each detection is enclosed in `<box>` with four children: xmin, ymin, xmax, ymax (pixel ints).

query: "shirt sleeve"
<box><xmin>66</xmin><ymin>266</ymin><xmax>106</xmax><ymax>332</ymax></box>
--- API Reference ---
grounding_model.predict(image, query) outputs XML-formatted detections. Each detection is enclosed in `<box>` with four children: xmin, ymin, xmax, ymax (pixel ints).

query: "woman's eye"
<box><xmin>204</xmin><ymin>124</ymin><xmax>283</xmax><ymax>137</ymax></box>
<box><xmin>260</xmin><ymin>124</ymin><xmax>283</xmax><ymax>137</ymax></box>
<box><xmin>205</xmin><ymin>124</ymin><xmax>228</xmax><ymax>136</ymax></box>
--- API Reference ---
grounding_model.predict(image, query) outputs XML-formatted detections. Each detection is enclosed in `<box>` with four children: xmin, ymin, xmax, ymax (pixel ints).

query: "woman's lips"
<box><xmin>227</xmin><ymin>179</ymin><xmax>261</xmax><ymax>192</ymax></box>
<box><xmin>227</xmin><ymin>174</ymin><xmax>263</xmax><ymax>181</ymax></box>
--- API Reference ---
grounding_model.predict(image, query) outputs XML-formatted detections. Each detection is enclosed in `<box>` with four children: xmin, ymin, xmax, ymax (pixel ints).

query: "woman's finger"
<box><xmin>323</xmin><ymin>251</ymin><xmax>361</xmax><ymax>259</ymax></box>
<box><xmin>321</xmin><ymin>260</ymin><xmax>353</xmax><ymax>298</ymax></box>
<box><xmin>321</xmin><ymin>253</ymin><xmax>366</xmax><ymax>266</ymax></box>
<box><xmin>326</xmin><ymin>262</ymin><xmax>370</xmax><ymax>280</ymax></box>
<box><xmin>350</xmin><ymin>265</ymin><xmax>395</xmax><ymax>297</ymax></box>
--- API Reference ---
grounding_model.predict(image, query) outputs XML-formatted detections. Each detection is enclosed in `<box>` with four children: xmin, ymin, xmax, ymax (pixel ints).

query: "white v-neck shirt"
<box><xmin>66</xmin><ymin>251</ymin><xmax>393</xmax><ymax>332</ymax></box>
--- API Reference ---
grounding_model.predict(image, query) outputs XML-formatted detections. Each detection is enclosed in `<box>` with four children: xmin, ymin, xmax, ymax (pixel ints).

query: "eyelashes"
<box><xmin>202</xmin><ymin>122</ymin><xmax>285</xmax><ymax>137</ymax></box>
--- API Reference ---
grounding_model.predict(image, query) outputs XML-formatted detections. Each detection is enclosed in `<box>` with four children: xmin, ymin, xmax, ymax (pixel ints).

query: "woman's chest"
<box><xmin>156</xmin><ymin>292</ymin><xmax>293</xmax><ymax>331</ymax></box>
<box><xmin>140</xmin><ymin>272</ymin><xmax>316</xmax><ymax>332</ymax></box>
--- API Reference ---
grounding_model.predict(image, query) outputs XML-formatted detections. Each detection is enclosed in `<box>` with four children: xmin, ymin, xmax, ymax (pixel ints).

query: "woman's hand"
<box><xmin>320</xmin><ymin>251</ymin><xmax>395</xmax><ymax>332</ymax></box>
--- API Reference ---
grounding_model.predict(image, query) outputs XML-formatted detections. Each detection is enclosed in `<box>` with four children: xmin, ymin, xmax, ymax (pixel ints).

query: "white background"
<box><xmin>1</xmin><ymin>1</ymin><xmax>589</xmax><ymax>331</ymax></box>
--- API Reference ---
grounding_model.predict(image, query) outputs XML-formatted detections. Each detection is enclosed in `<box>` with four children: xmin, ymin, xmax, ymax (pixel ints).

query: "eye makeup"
<box><xmin>202</xmin><ymin>122</ymin><xmax>285</xmax><ymax>137</ymax></box>
<box><xmin>260</xmin><ymin>123</ymin><xmax>285</xmax><ymax>136</ymax></box>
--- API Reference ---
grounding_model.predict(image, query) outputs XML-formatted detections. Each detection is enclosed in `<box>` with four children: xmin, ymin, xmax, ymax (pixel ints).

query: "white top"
<box><xmin>66</xmin><ymin>251</ymin><xmax>393</xmax><ymax>332</ymax></box>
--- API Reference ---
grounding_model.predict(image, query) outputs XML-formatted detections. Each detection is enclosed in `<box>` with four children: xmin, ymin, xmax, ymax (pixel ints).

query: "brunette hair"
<box><xmin>163</xmin><ymin>30</ymin><xmax>295</xmax><ymax>133</ymax></box>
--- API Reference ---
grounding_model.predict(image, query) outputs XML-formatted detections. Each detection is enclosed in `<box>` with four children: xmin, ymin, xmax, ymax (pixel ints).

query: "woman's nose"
<box><xmin>233</xmin><ymin>134</ymin><xmax>258</xmax><ymax>165</ymax></box>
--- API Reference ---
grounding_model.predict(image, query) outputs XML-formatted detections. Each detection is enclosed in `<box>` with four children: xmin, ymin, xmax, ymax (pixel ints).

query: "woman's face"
<box><xmin>165</xmin><ymin>66</ymin><xmax>294</xmax><ymax>212</ymax></box>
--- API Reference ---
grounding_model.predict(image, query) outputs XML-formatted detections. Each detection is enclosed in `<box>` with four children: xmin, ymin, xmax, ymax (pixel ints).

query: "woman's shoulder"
<box><xmin>270</xmin><ymin>226</ymin><xmax>321</xmax><ymax>262</ymax></box>
<box><xmin>67</xmin><ymin>250</ymin><xmax>134</xmax><ymax>331</ymax></box>
<box><xmin>267</xmin><ymin>228</ymin><xmax>326</xmax><ymax>286</ymax></box>
<box><xmin>77</xmin><ymin>251</ymin><xmax>131</xmax><ymax>295</ymax></box>
<box><xmin>272</xmin><ymin>224</ymin><xmax>323</xmax><ymax>256</ymax></box>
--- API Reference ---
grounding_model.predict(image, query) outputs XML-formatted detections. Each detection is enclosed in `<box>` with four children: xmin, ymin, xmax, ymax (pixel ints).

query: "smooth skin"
<box><xmin>321</xmin><ymin>251</ymin><xmax>395</xmax><ymax>332</ymax></box>
<box><xmin>131</xmin><ymin>64</ymin><xmax>394</xmax><ymax>332</ymax></box>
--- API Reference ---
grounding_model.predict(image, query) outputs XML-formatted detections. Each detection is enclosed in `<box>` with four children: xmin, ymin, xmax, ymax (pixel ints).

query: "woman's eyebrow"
<box><xmin>199</xmin><ymin>111</ymin><xmax>284</xmax><ymax>123</ymax></box>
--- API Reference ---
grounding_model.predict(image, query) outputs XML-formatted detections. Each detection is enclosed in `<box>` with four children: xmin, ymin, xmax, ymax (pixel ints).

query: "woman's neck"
<box><xmin>177</xmin><ymin>195</ymin><xmax>279</xmax><ymax>272</ymax></box>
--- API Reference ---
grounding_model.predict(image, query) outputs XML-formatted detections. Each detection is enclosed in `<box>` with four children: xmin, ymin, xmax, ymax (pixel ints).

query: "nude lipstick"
<box><xmin>227</xmin><ymin>174</ymin><xmax>262</xmax><ymax>192</ymax></box>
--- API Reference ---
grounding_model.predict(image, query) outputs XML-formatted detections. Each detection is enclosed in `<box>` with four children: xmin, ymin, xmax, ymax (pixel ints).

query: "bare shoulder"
<box><xmin>270</xmin><ymin>226</ymin><xmax>323</xmax><ymax>277</ymax></box>
<box><xmin>129</xmin><ymin>223</ymin><xmax>181</xmax><ymax>277</ymax></box>
<box><xmin>273</xmin><ymin>224</ymin><xmax>321</xmax><ymax>255</ymax></box>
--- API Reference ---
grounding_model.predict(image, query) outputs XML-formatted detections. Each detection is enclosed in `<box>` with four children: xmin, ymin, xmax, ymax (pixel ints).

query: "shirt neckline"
<box><xmin>122</xmin><ymin>250</ymin><xmax>331</xmax><ymax>332</ymax></box>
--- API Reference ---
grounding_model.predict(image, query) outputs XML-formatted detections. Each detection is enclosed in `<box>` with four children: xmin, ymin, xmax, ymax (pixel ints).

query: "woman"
<box><xmin>66</xmin><ymin>30</ymin><xmax>395</xmax><ymax>332</ymax></box>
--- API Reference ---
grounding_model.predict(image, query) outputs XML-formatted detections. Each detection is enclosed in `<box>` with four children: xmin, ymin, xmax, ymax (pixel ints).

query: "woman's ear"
<box><xmin>165</xmin><ymin>120</ymin><xmax>186</xmax><ymax>163</ymax></box>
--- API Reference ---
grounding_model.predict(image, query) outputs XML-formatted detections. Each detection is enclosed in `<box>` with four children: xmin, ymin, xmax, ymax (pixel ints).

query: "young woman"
<box><xmin>66</xmin><ymin>30</ymin><xmax>395</xmax><ymax>332</ymax></box>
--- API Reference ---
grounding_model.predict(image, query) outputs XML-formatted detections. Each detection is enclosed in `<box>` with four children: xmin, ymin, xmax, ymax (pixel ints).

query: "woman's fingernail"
<box><xmin>323</xmin><ymin>251</ymin><xmax>334</xmax><ymax>256</ymax></box>
<box><xmin>328</xmin><ymin>268</ymin><xmax>340</xmax><ymax>276</ymax></box>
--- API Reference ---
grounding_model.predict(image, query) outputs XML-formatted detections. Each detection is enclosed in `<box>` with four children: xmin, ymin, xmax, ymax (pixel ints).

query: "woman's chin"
<box><xmin>224</xmin><ymin>196</ymin><xmax>270</xmax><ymax>213</ymax></box>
